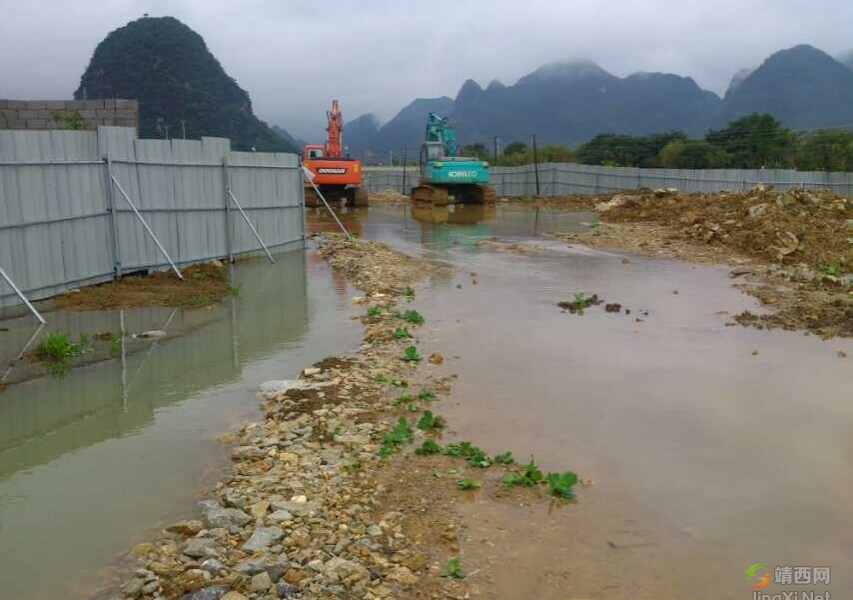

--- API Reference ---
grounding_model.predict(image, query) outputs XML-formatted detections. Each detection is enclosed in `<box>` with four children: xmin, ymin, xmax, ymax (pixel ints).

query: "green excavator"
<box><xmin>410</xmin><ymin>112</ymin><xmax>496</xmax><ymax>205</ymax></box>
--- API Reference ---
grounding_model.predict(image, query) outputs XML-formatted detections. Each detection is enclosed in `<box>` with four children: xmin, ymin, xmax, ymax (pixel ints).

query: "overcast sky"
<box><xmin>2</xmin><ymin>0</ymin><xmax>852</xmax><ymax>140</ymax></box>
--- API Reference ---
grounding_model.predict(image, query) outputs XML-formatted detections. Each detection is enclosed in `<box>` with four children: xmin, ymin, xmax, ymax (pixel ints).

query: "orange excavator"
<box><xmin>303</xmin><ymin>100</ymin><xmax>368</xmax><ymax>207</ymax></box>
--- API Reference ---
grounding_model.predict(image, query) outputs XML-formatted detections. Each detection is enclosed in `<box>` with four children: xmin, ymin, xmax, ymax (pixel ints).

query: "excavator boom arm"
<box><xmin>325</xmin><ymin>99</ymin><xmax>343</xmax><ymax>158</ymax></box>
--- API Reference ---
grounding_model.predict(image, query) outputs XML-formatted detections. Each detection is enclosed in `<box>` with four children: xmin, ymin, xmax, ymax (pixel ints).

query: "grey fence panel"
<box><xmin>0</xmin><ymin>127</ymin><xmax>304</xmax><ymax>310</ymax></box>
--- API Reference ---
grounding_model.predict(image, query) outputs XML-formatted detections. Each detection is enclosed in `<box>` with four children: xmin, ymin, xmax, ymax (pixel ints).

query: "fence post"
<box><xmin>222</xmin><ymin>157</ymin><xmax>234</xmax><ymax>263</ymax></box>
<box><xmin>593</xmin><ymin>171</ymin><xmax>599</xmax><ymax>194</ymax></box>
<box><xmin>104</xmin><ymin>155</ymin><xmax>122</xmax><ymax>278</ymax></box>
<box><xmin>532</xmin><ymin>134</ymin><xmax>540</xmax><ymax>196</ymax></box>
<box><xmin>299</xmin><ymin>157</ymin><xmax>307</xmax><ymax>242</ymax></box>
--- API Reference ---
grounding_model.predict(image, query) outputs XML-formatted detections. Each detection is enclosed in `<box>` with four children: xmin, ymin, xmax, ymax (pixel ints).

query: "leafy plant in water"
<box><xmin>415</xmin><ymin>439</ymin><xmax>443</xmax><ymax>455</ymax></box>
<box><xmin>110</xmin><ymin>336</ymin><xmax>122</xmax><ymax>357</ymax></box>
<box><xmin>457</xmin><ymin>478</ymin><xmax>481</xmax><ymax>490</ymax></box>
<box><xmin>819</xmin><ymin>262</ymin><xmax>843</xmax><ymax>277</ymax></box>
<box><xmin>348</xmin><ymin>231</ymin><xmax>360</xmax><ymax>239</ymax></box>
<box><xmin>402</xmin><ymin>345</ymin><xmax>423</xmax><ymax>362</ymax></box>
<box><xmin>493</xmin><ymin>451</ymin><xmax>514</xmax><ymax>465</ymax></box>
<box><xmin>366</xmin><ymin>306</ymin><xmax>381</xmax><ymax>318</ymax></box>
<box><xmin>418</xmin><ymin>389</ymin><xmax>437</xmax><ymax>401</ymax></box>
<box><xmin>379</xmin><ymin>417</ymin><xmax>413</xmax><ymax>456</ymax></box>
<box><xmin>373</xmin><ymin>373</ymin><xmax>388</xmax><ymax>383</ymax></box>
<box><xmin>417</xmin><ymin>410</ymin><xmax>446</xmax><ymax>430</ymax></box>
<box><xmin>228</xmin><ymin>284</ymin><xmax>241</xmax><ymax>297</ymax></box>
<box><xmin>404</xmin><ymin>286</ymin><xmax>415</xmax><ymax>298</ymax></box>
<box><xmin>394</xmin><ymin>391</ymin><xmax>413</xmax><ymax>405</ymax></box>
<box><xmin>545</xmin><ymin>471</ymin><xmax>579</xmax><ymax>499</ymax></box>
<box><xmin>502</xmin><ymin>457</ymin><xmax>544</xmax><ymax>487</ymax></box>
<box><xmin>395</xmin><ymin>309</ymin><xmax>424</xmax><ymax>325</ymax></box>
<box><xmin>393</xmin><ymin>327</ymin><xmax>411</xmax><ymax>340</ymax></box>
<box><xmin>445</xmin><ymin>441</ymin><xmax>491</xmax><ymax>468</ymax></box>
<box><xmin>34</xmin><ymin>332</ymin><xmax>83</xmax><ymax>375</ymax></box>
<box><xmin>442</xmin><ymin>557</ymin><xmax>465</xmax><ymax>579</ymax></box>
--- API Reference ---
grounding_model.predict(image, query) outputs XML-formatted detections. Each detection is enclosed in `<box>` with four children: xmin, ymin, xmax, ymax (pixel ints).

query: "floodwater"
<box><xmin>0</xmin><ymin>251</ymin><xmax>360</xmax><ymax>600</ymax></box>
<box><xmin>314</xmin><ymin>203</ymin><xmax>853</xmax><ymax>599</ymax></box>
<box><xmin>2</xmin><ymin>202</ymin><xmax>850</xmax><ymax>600</ymax></box>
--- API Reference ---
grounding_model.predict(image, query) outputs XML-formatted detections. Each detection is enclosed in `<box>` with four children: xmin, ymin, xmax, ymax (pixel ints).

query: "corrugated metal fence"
<box><xmin>363</xmin><ymin>163</ymin><xmax>853</xmax><ymax>197</ymax></box>
<box><xmin>0</xmin><ymin>127</ymin><xmax>304</xmax><ymax>310</ymax></box>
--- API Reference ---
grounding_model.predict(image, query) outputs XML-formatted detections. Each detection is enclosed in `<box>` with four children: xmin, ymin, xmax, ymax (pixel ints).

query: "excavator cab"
<box><xmin>304</xmin><ymin>145</ymin><xmax>325</xmax><ymax>160</ymax></box>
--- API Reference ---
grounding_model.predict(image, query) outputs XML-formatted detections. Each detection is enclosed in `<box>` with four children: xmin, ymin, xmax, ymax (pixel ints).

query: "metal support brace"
<box><xmin>222</xmin><ymin>158</ymin><xmax>234</xmax><ymax>263</ymax></box>
<box><xmin>302</xmin><ymin>166</ymin><xmax>349</xmax><ymax>236</ymax></box>
<box><xmin>104</xmin><ymin>156</ymin><xmax>122</xmax><ymax>278</ymax></box>
<box><xmin>110</xmin><ymin>175</ymin><xmax>184</xmax><ymax>280</ymax></box>
<box><xmin>0</xmin><ymin>265</ymin><xmax>46</xmax><ymax>324</ymax></box>
<box><xmin>228</xmin><ymin>190</ymin><xmax>275</xmax><ymax>263</ymax></box>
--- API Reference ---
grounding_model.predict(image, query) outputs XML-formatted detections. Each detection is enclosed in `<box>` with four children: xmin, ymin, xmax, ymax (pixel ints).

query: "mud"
<box><xmin>475</xmin><ymin>236</ymin><xmax>546</xmax><ymax>254</ymax></box>
<box><xmin>553</xmin><ymin>187</ymin><xmax>853</xmax><ymax>338</ymax></box>
<box><xmin>55</xmin><ymin>263</ymin><xmax>234</xmax><ymax>311</ymax></box>
<box><xmin>367</xmin><ymin>190</ymin><xmax>410</xmax><ymax>204</ymax></box>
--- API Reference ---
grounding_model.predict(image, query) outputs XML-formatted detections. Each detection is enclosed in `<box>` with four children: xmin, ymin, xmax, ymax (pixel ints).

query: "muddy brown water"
<box><xmin>313</xmin><ymin>204</ymin><xmax>853</xmax><ymax>599</ymax></box>
<box><xmin>0</xmin><ymin>252</ymin><xmax>361</xmax><ymax>600</ymax></box>
<box><xmin>1</xmin><ymin>203</ymin><xmax>849</xmax><ymax>600</ymax></box>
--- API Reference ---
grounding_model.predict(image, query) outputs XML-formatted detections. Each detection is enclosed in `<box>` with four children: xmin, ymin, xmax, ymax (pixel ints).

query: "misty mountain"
<box><xmin>75</xmin><ymin>16</ymin><xmax>294</xmax><ymax>153</ymax></box>
<box><xmin>837</xmin><ymin>49</ymin><xmax>853</xmax><ymax>71</ymax></box>
<box><xmin>341</xmin><ymin>113</ymin><xmax>380</xmax><ymax>158</ymax></box>
<box><xmin>349</xmin><ymin>46</ymin><xmax>853</xmax><ymax>163</ymax></box>
<box><xmin>715</xmin><ymin>45</ymin><xmax>853</xmax><ymax>129</ymax></box>
<box><xmin>271</xmin><ymin>125</ymin><xmax>306</xmax><ymax>150</ymax></box>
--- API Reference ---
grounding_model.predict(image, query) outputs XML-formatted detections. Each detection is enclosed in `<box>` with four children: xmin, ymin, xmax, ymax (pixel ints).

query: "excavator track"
<box><xmin>352</xmin><ymin>187</ymin><xmax>369</xmax><ymax>207</ymax></box>
<box><xmin>411</xmin><ymin>184</ymin><xmax>449</xmax><ymax>205</ymax></box>
<box><xmin>303</xmin><ymin>185</ymin><xmax>321</xmax><ymax>208</ymax></box>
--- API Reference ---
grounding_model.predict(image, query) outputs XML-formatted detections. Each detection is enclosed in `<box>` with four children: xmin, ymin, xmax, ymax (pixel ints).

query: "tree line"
<box><xmin>460</xmin><ymin>114</ymin><xmax>853</xmax><ymax>172</ymax></box>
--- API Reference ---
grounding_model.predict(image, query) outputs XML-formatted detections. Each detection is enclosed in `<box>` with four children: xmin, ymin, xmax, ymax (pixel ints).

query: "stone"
<box><xmin>386</xmin><ymin>565</ymin><xmax>418</xmax><ymax>585</ymax></box>
<box><xmin>136</xmin><ymin>330</ymin><xmax>167</xmax><ymax>338</ymax></box>
<box><xmin>199</xmin><ymin>558</ymin><xmax>224</xmax><ymax>574</ymax></box>
<box><xmin>250</xmin><ymin>499</ymin><xmax>270</xmax><ymax>519</ymax></box>
<box><xmin>122</xmin><ymin>578</ymin><xmax>144</xmax><ymax>598</ymax></box>
<box><xmin>130</xmin><ymin>542</ymin><xmax>157</xmax><ymax>557</ymax></box>
<box><xmin>268</xmin><ymin>509</ymin><xmax>294</xmax><ymax>523</ymax></box>
<box><xmin>242</xmin><ymin>526</ymin><xmax>284</xmax><ymax>552</ymax></box>
<box><xmin>250</xmin><ymin>572</ymin><xmax>272</xmax><ymax>592</ymax></box>
<box><xmin>270</xmin><ymin>499</ymin><xmax>319</xmax><ymax>516</ymax></box>
<box><xmin>166</xmin><ymin>520</ymin><xmax>204</xmax><ymax>536</ymax></box>
<box><xmin>183</xmin><ymin>537</ymin><xmax>218</xmax><ymax>558</ymax></box>
<box><xmin>323</xmin><ymin>557</ymin><xmax>368</xmax><ymax>582</ymax></box>
<box><xmin>174</xmin><ymin>579</ymin><xmax>220</xmax><ymax>599</ymax></box>
<box><xmin>216</xmin><ymin>432</ymin><xmax>237</xmax><ymax>445</ymax></box>
<box><xmin>303</xmin><ymin>367</ymin><xmax>321</xmax><ymax>376</ymax></box>
<box><xmin>367</xmin><ymin>525</ymin><xmax>382</xmax><ymax>537</ymax></box>
<box><xmin>220</xmin><ymin>594</ymin><xmax>248</xmax><ymax>600</ymax></box>
<box><xmin>236</xmin><ymin>555</ymin><xmax>269</xmax><ymax>575</ymax></box>
<box><xmin>275</xmin><ymin>582</ymin><xmax>300</xmax><ymax>598</ymax></box>
<box><xmin>201</xmin><ymin>504</ymin><xmax>251</xmax><ymax>529</ymax></box>
<box><xmin>428</xmin><ymin>352</ymin><xmax>443</xmax><ymax>365</ymax></box>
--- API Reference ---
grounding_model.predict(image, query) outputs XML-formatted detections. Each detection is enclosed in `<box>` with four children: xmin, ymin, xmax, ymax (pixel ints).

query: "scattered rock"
<box><xmin>183</xmin><ymin>537</ymin><xmax>218</xmax><ymax>558</ymax></box>
<box><xmin>242</xmin><ymin>526</ymin><xmax>284</xmax><ymax>552</ymax></box>
<box><xmin>166</xmin><ymin>520</ymin><xmax>204</xmax><ymax>536</ymax></box>
<box><xmin>250</xmin><ymin>571</ymin><xmax>272</xmax><ymax>592</ymax></box>
<box><xmin>604</xmin><ymin>303</ymin><xmax>622</xmax><ymax>313</ymax></box>
<box><xmin>428</xmin><ymin>352</ymin><xmax>444</xmax><ymax>365</ymax></box>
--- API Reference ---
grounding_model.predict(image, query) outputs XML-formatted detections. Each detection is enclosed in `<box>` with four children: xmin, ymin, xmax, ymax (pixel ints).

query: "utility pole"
<box><xmin>164</xmin><ymin>125</ymin><xmax>170</xmax><ymax>140</ymax></box>
<box><xmin>532</xmin><ymin>134</ymin><xmax>540</xmax><ymax>196</ymax></box>
<box><xmin>389</xmin><ymin>149</ymin><xmax>393</xmax><ymax>166</ymax></box>
<box><xmin>180</xmin><ymin>120</ymin><xmax>187</xmax><ymax>140</ymax></box>
<box><xmin>402</xmin><ymin>146</ymin><xmax>408</xmax><ymax>194</ymax></box>
<box><xmin>493</xmin><ymin>135</ymin><xmax>499</xmax><ymax>161</ymax></box>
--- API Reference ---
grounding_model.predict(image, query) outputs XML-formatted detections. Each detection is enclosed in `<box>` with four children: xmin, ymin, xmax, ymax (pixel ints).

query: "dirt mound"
<box><xmin>315</xmin><ymin>234</ymin><xmax>448</xmax><ymax>294</ymax></box>
<box><xmin>602</xmin><ymin>187</ymin><xmax>851</xmax><ymax>271</ymax></box>
<box><xmin>368</xmin><ymin>189</ymin><xmax>410</xmax><ymax>204</ymax></box>
<box><xmin>55</xmin><ymin>262</ymin><xmax>233</xmax><ymax>311</ymax></box>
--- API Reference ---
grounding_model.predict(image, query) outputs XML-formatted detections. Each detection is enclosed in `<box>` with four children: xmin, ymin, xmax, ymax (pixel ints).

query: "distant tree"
<box><xmin>659</xmin><ymin>139</ymin><xmax>728</xmax><ymax>169</ymax></box>
<box><xmin>576</xmin><ymin>132</ymin><xmax>685</xmax><ymax>167</ymax></box>
<box><xmin>460</xmin><ymin>143</ymin><xmax>488</xmax><ymax>159</ymax></box>
<box><xmin>796</xmin><ymin>129</ymin><xmax>853</xmax><ymax>171</ymax></box>
<box><xmin>706</xmin><ymin>113</ymin><xmax>796</xmax><ymax>168</ymax></box>
<box><xmin>503</xmin><ymin>141</ymin><xmax>528</xmax><ymax>155</ymax></box>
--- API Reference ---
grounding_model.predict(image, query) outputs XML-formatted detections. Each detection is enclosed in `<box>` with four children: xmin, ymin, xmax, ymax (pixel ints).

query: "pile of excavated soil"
<box><xmin>553</xmin><ymin>186</ymin><xmax>853</xmax><ymax>339</ymax></box>
<box><xmin>367</xmin><ymin>189</ymin><xmax>410</xmax><ymax>204</ymax></box>
<box><xmin>55</xmin><ymin>262</ymin><xmax>233</xmax><ymax>311</ymax></box>
<box><xmin>602</xmin><ymin>187</ymin><xmax>851</xmax><ymax>270</ymax></box>
<box><xmin>315</xmin><ymin>234</ymin><xmax>449</xmax><ymax>295</ymax></box>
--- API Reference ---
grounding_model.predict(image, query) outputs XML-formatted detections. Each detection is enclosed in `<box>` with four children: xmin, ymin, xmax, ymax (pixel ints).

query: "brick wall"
<box><xmin>0</xmin><ymin>99</ymin><xmax>138</xmax><ymax>131</ymax></box>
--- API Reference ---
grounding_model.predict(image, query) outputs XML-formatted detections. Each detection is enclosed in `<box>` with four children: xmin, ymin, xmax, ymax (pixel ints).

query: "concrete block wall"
<box><xmin>0</xmin><ymin>99</ymin><xmax>139</xmax><ymax>131</ymax></box>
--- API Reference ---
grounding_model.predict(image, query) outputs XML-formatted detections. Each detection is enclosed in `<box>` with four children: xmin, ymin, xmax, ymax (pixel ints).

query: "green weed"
<box><xmin>367</xmin><ymin>306</ymin><xmax>381</xmax><ymax>318</ymax></box>
<box><xmin>379</xmin><ymin>417</ymin><xmax>413</xmax><ymax>456</ymax></box>
<box><xmin>417</xmin><ymin>410</ymin><xmax>446</xmax><ymax>430</ymax></box>
<box><xmin>34</xmin><ymin>332</ymin><xmax>83</xmax><ymax>375</ymax></box>
<box><xmin>228</xmin><ymin>284</ymin><xmax>241</xmax><ymax>297</ymax></box>
<box><xmin>394</xmin><ymin>391</ymin><xmax>414</xmax><ymax>405</ymax></box>
<box><xmin>545</xmin><ymin>471</ymin><xmax>579</xmax><ymax>499</ymax></box>
<box><xmin>445</xmin><ymin>441</ymin><xmax>491</xmax><ymax>468</ymax></box>
<box><xmin>457</xmin><ymin>478</ymin><xmax>481</xmax><ymax>491</ymax></box>
<box><xmin>394</xmin><ymin>309</ymin><xmax>425</xmax><ymax>325</ymax></box>
<box><xmin>415</xmin><ymin>439</ymin><xmax>444</xmax><ymax>455</ymax></box>
<box><xmin>342</xmin><ymin>460</ymin><xmax>362</xmax><ymax>472</ymax></box>
<box><xmin>373</xmin><ymin>373</ymin><xmax>388</xmax><ymax>383</ymax></box>
<box><xmin>493</xmin><ymin>451</ymin><xmax>515</xmax><ymax>465</ymax></box>
<box><xmin>393</xmin><ymin>327</ymin><xmax>412</xmax><ymax>340</ymax></box>
<box><xmin>348</xmin><ymin>232</ymin><xmax>360</xmax><ymax>239</ymax></box>
<box><xmin>819</xmin><ymin>262</ymin><xmax>843</xmax><ymax>277</ymax></box>
<box><xmin>404</xmin><ymin>286</ymin><xmax>415</xmax><ymax>299</ymax></box>
<box><xmin>417</xmin><ymin>389</ymin><xmax>437</xmax><ymax>401</ymax></box>
<box><xmin>442</xmin><ymin>557</ymin><xmax>465</xmax><ymax>579</ymax></box>
<box><xmin>402</xmin><ymin>345</ymin><xmax>423</xmax><ymax>362</ymax></box>
<box><xmin>502</xmin><ymin>457</ymin><xmax>544</xmax><ymax>487</ymax></box>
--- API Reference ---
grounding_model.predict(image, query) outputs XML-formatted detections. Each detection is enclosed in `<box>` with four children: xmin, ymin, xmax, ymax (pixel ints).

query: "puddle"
<box><xmin>0</xmin><ymin>251</ymin><xmax>361</xmax><ymax>600</ymax></box>
<box><xmin>314</xmin><ymin>203</ymin><xmax>853</xmax><ymax>598</ymax></box>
